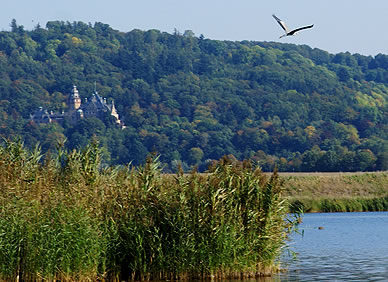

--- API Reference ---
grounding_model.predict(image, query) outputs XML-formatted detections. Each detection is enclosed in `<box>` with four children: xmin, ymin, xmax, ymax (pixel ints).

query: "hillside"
<box><xmin>1</xmin><ymin>20</ymin><xmax>388</xmax><ymax>171</ymax></box>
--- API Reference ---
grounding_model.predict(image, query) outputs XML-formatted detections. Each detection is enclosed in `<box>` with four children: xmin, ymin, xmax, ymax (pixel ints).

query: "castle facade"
<box><xmin>31</xmin><ymin>85</ymin><xmax>125</xmax><ymax>128</ymax></box>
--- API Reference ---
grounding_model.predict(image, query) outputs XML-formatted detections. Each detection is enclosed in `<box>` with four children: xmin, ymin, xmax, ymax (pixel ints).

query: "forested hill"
<box><xmin>1</xmin><ymin>20</ymin><xmax>388</xmax><ymax>172</ymax></box>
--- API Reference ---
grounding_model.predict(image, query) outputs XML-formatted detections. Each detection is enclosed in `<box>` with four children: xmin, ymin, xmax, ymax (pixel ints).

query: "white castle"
<box><xmin>31</xmin><ymin>85</ymin><xmax>125</xmax><ymax>128</ymax></box>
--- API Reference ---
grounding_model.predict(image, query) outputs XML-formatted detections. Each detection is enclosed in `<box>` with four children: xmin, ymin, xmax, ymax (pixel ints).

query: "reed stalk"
<box><xmin>0</xmin><ymin>139</ymin><xmax>297</xmax><ymax>281</ymax></box>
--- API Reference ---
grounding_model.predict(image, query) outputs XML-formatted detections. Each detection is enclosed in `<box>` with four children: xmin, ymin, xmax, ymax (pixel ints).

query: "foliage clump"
<box><xmin>0</xmin><ymin>139</ymin><xmax>297</xmax><ymax>281</ymax></box>
<box><xmin>2</xmin><ymin>20</ymin><xmax>388</xmax><ymax>172</ymax></box>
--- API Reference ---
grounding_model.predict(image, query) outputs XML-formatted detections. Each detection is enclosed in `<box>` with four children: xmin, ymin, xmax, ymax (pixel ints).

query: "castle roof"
<box><xmin>80</xmin><ymin>92</ymin><xmax>111</xmax><ymax>113</ymax></box>
<box><xmin>31</xmin><ymin>107</ymin><xmax>51</xmax><ymax>123</ymax></box>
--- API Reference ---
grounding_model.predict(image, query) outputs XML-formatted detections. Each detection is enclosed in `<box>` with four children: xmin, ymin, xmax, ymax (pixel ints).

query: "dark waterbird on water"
<box><xmin>273</xmin><ymin>14</ymin><xmax>314</xmax><ymax>38</ymax></box>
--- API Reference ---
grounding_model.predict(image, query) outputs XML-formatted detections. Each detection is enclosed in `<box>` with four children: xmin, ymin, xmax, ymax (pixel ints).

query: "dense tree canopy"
<box><xmin>2</xmin><ymin>20</ymin><xmax>388</xmax><ymax>171</ymax></box>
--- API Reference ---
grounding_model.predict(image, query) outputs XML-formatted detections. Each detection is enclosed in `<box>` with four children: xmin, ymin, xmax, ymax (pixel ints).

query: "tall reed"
<box><xmin>0</xmin><ymin>139</ymin><xmax>104</xmax><ymax>281</ymax></box>
<box><xmin>0</xmin><ymin>139</ymin><xmax>297</xmax><ymax>281</ymax></box>
<box><xmin>289</xmin><ymin>196</ymin><xmax>388</xmax><ymax>213</ymax></box>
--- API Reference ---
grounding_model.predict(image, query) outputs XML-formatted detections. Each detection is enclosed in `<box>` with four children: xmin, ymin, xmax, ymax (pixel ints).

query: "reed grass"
<box><xmin>284</xmin><ymin>171</ymin><xmax>388</xmax><ymax>213</ymax></box>
<box><xmin>289</xmin><ymin>196</ymin><xmax>388</xmax><ymax>213</ymax></box>
<box><xmin>0</xmin><ymin>139</ymin><xmax>297</xmax><ymax>281</ymax></box>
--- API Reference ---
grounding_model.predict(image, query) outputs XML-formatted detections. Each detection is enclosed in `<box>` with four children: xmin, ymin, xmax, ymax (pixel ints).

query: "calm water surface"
<box><xmin>277</xmin><ymin>212</ymin><xmax>388</xmax><ymax>281</ymax></box>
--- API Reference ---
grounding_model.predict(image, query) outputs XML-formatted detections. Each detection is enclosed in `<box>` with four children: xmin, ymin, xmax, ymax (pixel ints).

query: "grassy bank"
<box><xmin>282</xmin><ymin>172</ymin><xmax>388</xmax><ymax>213</ymax></box>
<box><xmin>0</xmin><ymin>139</ymin><xmax>297</xmax><ymax>281</ymax></box>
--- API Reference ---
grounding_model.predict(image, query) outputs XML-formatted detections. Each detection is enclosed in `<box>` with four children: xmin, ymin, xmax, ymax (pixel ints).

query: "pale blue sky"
<box><xmin>2</xmin><ymin>0</ymin><xmax>388</xmax><ymax>56</ymax></box>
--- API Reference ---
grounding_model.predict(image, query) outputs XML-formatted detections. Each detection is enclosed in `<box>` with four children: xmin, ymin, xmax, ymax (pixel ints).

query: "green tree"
<box><xmin>301</xmin><ymin>146</ymin><xmax>323</xmax><ymax>172</ymax></box>
<box><xmin>188</xmin><ymin>147</ymin><xmax>204</xmax><ymax>165</ymax></box>
<box><xmin>355</xmin><ymin>149</ymin><xmax>376</xmax><ymax>171</ymax></box>
<box><xmin>376</xmin><ymin>152</ymin><xmax>388</xmax><ymax>171</ymax></box>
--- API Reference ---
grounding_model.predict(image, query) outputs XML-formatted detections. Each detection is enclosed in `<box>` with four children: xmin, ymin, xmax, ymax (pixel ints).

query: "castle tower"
<box><xmin>67</xmin><ymin>85</ymin><xmax>82</xmax><ymax>124</ymax></box>
<box><xmin>111</xmin><ymin>100</ymin><xmax>125</xmax><ymax>128</ymax></box>
<box><xmin>110</xmin><ymin>100</ymin><xmax>120</xmax><ymax>121</ymax></box>
<box><xmin>68</xmin><ymin>85</ymin><xmax>81</xmax><ymax>111</ymax></box>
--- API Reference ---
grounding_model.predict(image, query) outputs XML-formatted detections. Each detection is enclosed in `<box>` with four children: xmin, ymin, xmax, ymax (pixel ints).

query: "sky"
<box><xmin>2</xmin><ymin>0</ymin><xmax>388</xmax><ymax>56</ymax></box>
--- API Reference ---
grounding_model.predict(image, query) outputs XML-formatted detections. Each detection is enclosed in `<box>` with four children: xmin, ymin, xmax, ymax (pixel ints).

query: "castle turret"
<box><xmin>110</xmin><ymin>100</ymin><xmax>125</xmax><ymax>128</ymax></box>
<box><xmin>68</xmin><ymin>85</ymin><xmax>81</xmax><ymax>111</ymax></box>
<box><xmin>110</xmin><ymin>100</ymin><xmax>119</xmax><ymax>120</ymax></box>
<box><xmin>67</xmin><ymin>85</ymin><xmax>82</xmax><ymax>124</ymax></box>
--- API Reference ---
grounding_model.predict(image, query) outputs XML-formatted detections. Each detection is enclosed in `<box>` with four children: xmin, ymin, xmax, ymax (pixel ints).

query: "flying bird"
<box><xmin>272</xmin><ymin>14</ymin><xmax>314</xmax><ymax>38</ymax></box>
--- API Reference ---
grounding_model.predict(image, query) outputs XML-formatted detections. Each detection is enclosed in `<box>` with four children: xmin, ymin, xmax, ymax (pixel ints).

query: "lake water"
<box><xmin>277</xmin><ymin>212</ymin><xmax>388</xmax><ymax>281</ymax></box>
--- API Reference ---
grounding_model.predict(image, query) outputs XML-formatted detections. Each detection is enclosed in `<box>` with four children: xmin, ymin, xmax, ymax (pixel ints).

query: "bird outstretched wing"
<box><xmin>272</xmin><ymin>14</ymin><xmax>289</xmax><ymax>33</ymax></box>
<box><xmin>288</xmin><ymin>24</ymin><xmax>314</xmax><ymax>35</ymax></box>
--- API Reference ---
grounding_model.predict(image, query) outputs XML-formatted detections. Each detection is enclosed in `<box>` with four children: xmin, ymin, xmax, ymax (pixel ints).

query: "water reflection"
<box><xmin>279</xmin><ymin>212</ymin><xmax>388</xmax><ymax>281</ymax></box>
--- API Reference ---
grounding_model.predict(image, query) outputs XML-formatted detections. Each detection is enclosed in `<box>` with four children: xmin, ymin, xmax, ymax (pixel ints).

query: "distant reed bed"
<box><xmin>284</xmin><ymin>172</ymin><xmax>388</xmax><ymax>213</ymax></box>
<box><xmin>0</xmin><ymin>139</ymin><xmax>297</xmax><ymax>281</ymax></box>
<box><xmin>289</xmin><ymin>196</ymin><xmax>388</xmax><ymax>213</ymax></box>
